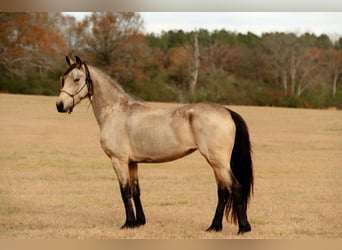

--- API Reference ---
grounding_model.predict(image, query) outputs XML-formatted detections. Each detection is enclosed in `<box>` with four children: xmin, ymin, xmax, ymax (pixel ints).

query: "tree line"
<box><xmin>1</xmin><ymin>12</ymin><xmax>341</xmax><ymax>108</ymax></box>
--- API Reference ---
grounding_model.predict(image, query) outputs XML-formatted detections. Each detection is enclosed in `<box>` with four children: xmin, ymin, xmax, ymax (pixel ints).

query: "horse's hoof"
<box><xmin>238</xmin><ymin>224</ymin><xmax>251</xmax><ymax>234</ymax></box>
<box><xmin>120</xmin><ymin>221</ymin><xmax>137</xmax><ymax>229</ymax></box>
<box><xmin>136</xmin><ymin>219</ymin><xmax>146</xmax><ymax>227</ymax></box>
<box><xmin>206</xmin><ymin>224</ymin><xmax>222</xmax><ymax>232</ymax></box>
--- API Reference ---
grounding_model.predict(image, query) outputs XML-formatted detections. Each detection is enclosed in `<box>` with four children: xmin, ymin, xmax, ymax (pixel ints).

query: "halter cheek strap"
<box><xmin>83</xmin><ymin>62</ymin><xmax>93</xmax><ymax>96</ymax></box>
<box><xmin>60</xmin><ymin>82</ymin><xmax>88</xmax><ymax>111</ymax></box>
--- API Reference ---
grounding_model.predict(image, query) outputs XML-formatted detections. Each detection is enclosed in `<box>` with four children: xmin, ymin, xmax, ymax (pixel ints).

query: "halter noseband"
<box><xmin>60</xmin><ymin>62</ymin><xmax>93</xmax><ymax>112</ymax></box>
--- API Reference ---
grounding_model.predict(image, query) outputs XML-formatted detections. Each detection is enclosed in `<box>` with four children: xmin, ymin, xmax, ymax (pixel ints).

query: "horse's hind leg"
<box><xmin>231</xmin><ymin>176</ymin><xmax>251</xmax><ymax>234</ymax></box>
<box><xmin>129</xmin><ymin>162</ymin><xmax>146</xmax><ymax>226</ymax></box>
<box><xmin>206</xmin><ymin>163</ymin><xmax>232</xmax><ymax>232</ymax></box>
<box><xmin>206</xmin><ymin>184</ymin><xmax>229</xmax><ymax>232</ymax></box>
<box><xmin>206</xmin><ymin>165</ymin><xmax>251</xmax><ymax>234</ymax></box>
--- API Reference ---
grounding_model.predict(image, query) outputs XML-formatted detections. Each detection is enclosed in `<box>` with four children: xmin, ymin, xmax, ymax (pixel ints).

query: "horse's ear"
<box><xmin>75</xmin><ymin>56</ymin><xmax>83</xmax><ymax>66</ymax></box>
<box><xmin>66</xmin><ymin>56</ymin><xmax>74</xmax><ymax>66</ymax></box>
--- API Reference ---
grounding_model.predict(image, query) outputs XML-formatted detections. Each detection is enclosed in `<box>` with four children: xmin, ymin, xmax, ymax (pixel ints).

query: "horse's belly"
<box><xmin>136</xmin><ymin>147</ymin><xmax>196</xmax><ymax>163</ymax></box>
<box><xmin>129</xmin><ymin>128</ymin><xmax>196</xmax><ymax>163</ymax></box>
<box><xmin>127</xmin><ymin>107</ymin><xmax>196</xmax><ymax>163</ymax></box>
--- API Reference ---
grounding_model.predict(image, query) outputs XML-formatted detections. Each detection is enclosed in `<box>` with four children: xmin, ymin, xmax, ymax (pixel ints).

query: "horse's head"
<box><xmin>56</xmin><ymin>56</ymin><xmax>93</xmax><ymax>113</ymax></box>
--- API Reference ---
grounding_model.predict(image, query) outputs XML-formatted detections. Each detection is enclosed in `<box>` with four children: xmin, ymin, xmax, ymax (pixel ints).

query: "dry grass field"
<box><xmin>0</xmin><ymin>93</ymin><xmax>341</xmax><ymax>239</ymax></box>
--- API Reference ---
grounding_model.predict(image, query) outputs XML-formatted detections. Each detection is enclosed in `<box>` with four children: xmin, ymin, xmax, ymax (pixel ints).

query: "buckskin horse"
<box><xmin>56</xmin><ymin>56</ymin><xmax>253</xmax><ymax>234</ymax></box>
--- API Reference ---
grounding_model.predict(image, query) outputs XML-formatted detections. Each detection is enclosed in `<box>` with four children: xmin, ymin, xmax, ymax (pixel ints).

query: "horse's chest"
<box><xmin>99</xmin><ymin>121</ymin><xmax>130</xmax><ymax>159</ymax></box>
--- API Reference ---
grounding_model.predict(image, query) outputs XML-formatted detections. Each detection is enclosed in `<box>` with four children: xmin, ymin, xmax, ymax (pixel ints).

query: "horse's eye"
<box><xmin>74</xmin><ymin>78</ymin><xmax>80</xmax><ymax>82</ymax></box>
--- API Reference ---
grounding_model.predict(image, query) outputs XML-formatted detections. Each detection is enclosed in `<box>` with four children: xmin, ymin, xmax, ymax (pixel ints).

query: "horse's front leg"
<box><xmin>129</xmin><ymin>162</ymin><xmax>146</xmax><ymax>226</ymax></box>
<box><xmin>111</xmin><ymin>158</ymin><xmax>136</xmax><ymax>228</ymax></box>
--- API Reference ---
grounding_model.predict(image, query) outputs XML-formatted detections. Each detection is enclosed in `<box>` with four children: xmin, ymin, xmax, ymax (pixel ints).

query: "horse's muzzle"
<box><xmin>56</xmin><ymin>101</ymin><xmax>66</xmax><ymax>113</ymax></box>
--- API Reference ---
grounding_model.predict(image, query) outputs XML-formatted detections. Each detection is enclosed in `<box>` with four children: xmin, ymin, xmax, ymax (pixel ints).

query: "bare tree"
<box><xmin>258</xmin><ymin>33</ymin><xmax>296</xmax><ymax>95</ymax></box>
<box><xmin>324</xmin><ymin>48</ymin><xmax>342</xmax><ymax>98</ymax></box>
<box><xmin>258</xmin><ymin>32</ymin><xmax>324</xmax><ymax>97</ymax></box>
<box><xmin>189</xmin><ymin>32</ymin><xmax>200</xmax><ymax>95</ymax></box>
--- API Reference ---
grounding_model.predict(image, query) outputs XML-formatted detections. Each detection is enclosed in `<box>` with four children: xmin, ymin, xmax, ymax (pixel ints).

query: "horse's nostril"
<box><xmin>56</xmin><ymin>102</ymin><xmax>65</xmax><ymax>113</ymax></box>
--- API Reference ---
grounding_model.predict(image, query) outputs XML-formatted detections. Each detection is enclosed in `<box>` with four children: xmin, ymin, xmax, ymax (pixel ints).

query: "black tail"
<box><xmin>225</xmin><ymin>108</ymin><xmax>254</xmax><ymax>224</ymax></box>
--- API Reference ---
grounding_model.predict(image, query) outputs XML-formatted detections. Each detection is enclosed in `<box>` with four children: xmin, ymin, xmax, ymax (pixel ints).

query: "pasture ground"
<box><xmin>0</xmin><ymin>93</ymin><xmax>341</xmax><ymax>239</ymax></box>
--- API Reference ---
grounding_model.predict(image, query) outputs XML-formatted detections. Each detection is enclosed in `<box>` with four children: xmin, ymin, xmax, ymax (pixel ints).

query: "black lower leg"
<box><xmin>132</xmin><ymin>180</ymin><xmax>146</xmax><ymax>226</ymax></box>
<box><xmin>231</xmin><ymin>184</ymin><xmax>251</xmax><ymax>234</ymax></box>
<box><xmin>120</xmin><ymin>184</ymin><xmax>137</xmax><ymax>228</ymax></box>
<box><xmin>206</xmin><ymin>187</ymin><xmax>229</xmax><ymax>232</ymax></box>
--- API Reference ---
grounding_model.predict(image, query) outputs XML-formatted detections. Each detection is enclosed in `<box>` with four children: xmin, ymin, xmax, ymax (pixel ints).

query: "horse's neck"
<box><xmin>89</xmin><ymin>67</ymin><xmax>140</xmax><ymax>126</ymax></box>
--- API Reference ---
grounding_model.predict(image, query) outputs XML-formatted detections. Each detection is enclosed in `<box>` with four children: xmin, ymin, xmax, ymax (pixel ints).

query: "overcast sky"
<box><xmin>66</xmin><ymin>12</ymin><xmax>342</xmax><ymax>37</ymax></box>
